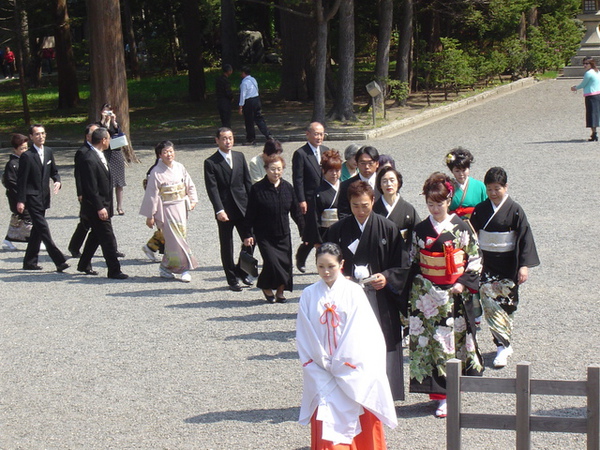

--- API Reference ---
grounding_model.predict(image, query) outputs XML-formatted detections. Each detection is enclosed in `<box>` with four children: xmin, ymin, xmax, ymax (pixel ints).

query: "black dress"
<box><xmin>245</xmin><ymin>177</ymin><xmax>304</xmax><ymax>291</ymax></box>
<box><xmin>97</xmin><ymin>120</ymin><xmax>126</xmax><ymax>188</ymax></box>
<box><xmin>304</xmin><ymin>179</ymin><xmax>339</xmax><ymax>244</ymax></box>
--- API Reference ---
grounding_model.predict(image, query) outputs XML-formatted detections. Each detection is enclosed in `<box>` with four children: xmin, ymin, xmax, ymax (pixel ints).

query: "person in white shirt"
<box><xmin>238</xmin><ymin>66</ymin><xmax>271</xmax><ymax>145</ymax></box>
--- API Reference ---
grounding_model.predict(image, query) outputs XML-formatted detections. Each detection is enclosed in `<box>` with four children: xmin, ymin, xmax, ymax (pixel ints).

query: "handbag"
<box><xmin>239</xmin><ymin>246</ymin><xmax>258</xmax><ymax>278</ymax></box>
<box><xmin>6</xmin><ymin>213</ymin><xmax>32</xmax><ymax>242</ymax></box>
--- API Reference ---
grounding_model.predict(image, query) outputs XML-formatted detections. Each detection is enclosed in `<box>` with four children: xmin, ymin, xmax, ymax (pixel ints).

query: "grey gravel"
<box><xmin>0</xmin><ymin>79</ymin><xmax>597</xmax><ymax>449</ymax></box>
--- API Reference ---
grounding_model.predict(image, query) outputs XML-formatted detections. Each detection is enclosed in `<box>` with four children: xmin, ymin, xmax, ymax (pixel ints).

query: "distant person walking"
<box><xmin>216</xmin><ymin>64</ymin><xmax>234</xmax><ymax>128</ymax></box>
<box><xmin>3</xmin><ymin>46</ymin><xmax>15</xmax><ymax>79</ymax></box>
<box><xmin>571</xmin><ymin>57</ymin><xmax>600</xmax><ymax>141</ymax></box>
<box><xmin>238</xmin><ymin>66</ymin><xmax>271</xmax><ymax>145</ymax></box>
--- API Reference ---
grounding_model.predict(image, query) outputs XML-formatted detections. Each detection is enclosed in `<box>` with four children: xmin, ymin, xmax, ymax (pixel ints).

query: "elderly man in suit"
<box><xmin>77</xmin><ymin>127</ymin><xmax>128</xmax><ymax>279</ymax></box>
<box><xmin>291</xmin><ymin>121</ymin><xmax>328</xmax><ymax>272</ymax></box>
<box><xmin>204</xmin><ymin>127</ymin><xmax>254</xmax><ymax>291</ymax></box>
<box><xmin>16</xmin><ymin>124</ymin><xmax>69</xmax><ymax>272</ymax></box>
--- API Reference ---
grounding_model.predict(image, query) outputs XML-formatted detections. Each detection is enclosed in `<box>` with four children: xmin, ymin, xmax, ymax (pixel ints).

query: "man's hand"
<box><xmin>450</xmin><ymin>283</ymin><xmax>465</xmax><ymax>295</ymax></box>
<box><xmin>77</xmin><ymin>195</ymin><xmax>82</xmax><ymax>203</ymax></box>
<box><xmin>53</xmin><ymin>181</ymin><xmax>61</xmax><ymax>194</ymax></box>
<box><xmin>243</xmin><ymin>237</ymin><xmax>254</xmax><ymax>247</ymax></box>
<box><xmin>16</xmin><ymin>202</ymin><xmax>25</xmax><ymax>214</ymax></box>
<box><xmin>97</xmin><ymin>208</ymin><xmax>109</xmax><ymax>221</ymax></box>
<box><xmin>217</xmin><ymin>211</ymin><xmax>229</xmax><ymax>222</ymax></box>
<box><xmin>238</xmin><ymin>106</ymin><xmax>243</xmax><ymax>115</ymax></box>
<box><xmin>371</xmin><ymin>273</ymin><xmax>387</xmax><ymax>290</ymax></box>
<box><xmin>146</xmin><ymin>217</ymin><xmax>154</xmax><ymax>229</ymax></box>
<box><xmin>299</xmin><ymin>201</ymin><xmax>307</xmax><ymax>215</ymax></box>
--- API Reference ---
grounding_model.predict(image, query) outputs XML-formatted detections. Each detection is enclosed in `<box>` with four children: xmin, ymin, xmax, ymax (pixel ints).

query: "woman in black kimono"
<box><xmin>310</xmin><ymin>150</ymin><xmax>342</xmax><ymax>244</ymax></box>
<box><xmin>244</xmin><ymin>155</ymin><xmax>304</xmax><ymax>303</ymax></box>
<box><xmin>374</xmin><ymin>166</ymin><xmax>420</xmax><ymax>248</ymax></box>
<box><xmin>325</xmin><ymin>180</ymin><xmax>409</xmax><ymax>401</ymax></box>
<box><xmin>470</xmin><ymin>167</ymin><xmax>539</xmax><ymax>368</ymax></box>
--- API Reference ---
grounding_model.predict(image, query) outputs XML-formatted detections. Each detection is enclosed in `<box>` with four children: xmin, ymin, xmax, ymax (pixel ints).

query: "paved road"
<box><xmin>1</xmin><ymin>79</ymin><xmax>598</xmax><ymax>449</ymax></box>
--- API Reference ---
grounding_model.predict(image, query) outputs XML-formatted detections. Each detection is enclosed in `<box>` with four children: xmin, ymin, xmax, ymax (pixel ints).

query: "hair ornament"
<box><xmin>444</xmin><ymin>181</ymin><xmax>454</xmax><ymax>197</ymax></box>
<box><xmin>445</xmin><ymin>153</ymin><xmax>456</xmax><ymax>165</ymax></box>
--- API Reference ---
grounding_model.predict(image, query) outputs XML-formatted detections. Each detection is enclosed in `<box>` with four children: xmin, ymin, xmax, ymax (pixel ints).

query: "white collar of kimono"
<box><xmin>429</xmin><ymin>213</ymin><xmax>455</xmax><ymax>235</ymax></box>
<box><xmin>319</xmin><ymin>274</ymin><xmax>344</xmax><ymax>291</ymax></box>
<box><xmin>355</xmin><ymin>214</ymin><xmax>370</xmax><ymax>232</ymax></box>
<box><xmin>324</xmin><ymin>179</ymin><xmax>340</xmax><ymax>190</ymax></box>
<box><xmin>382</xmin><ymin>195</ymin><xmax>399</xmax><ymax>215</ymax></box>
<box><xmin>458</xmin><ymin>176</ymin><xmax>469</xmax><ymax>191</ymax></box>
<box><xmin>492</xmin><ymin>194</ymin><xmax>509</xmax><ymax>212</ymax></box>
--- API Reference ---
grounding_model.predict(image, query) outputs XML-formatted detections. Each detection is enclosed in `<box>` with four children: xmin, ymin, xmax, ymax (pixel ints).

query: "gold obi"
<box><xmin>159</xmin><ymin>182</ymin><xmax>186</xmax><ymax>202</ymax></box>
<box><xmin>419</xmin><ymin>245</ymin><xmax>466</xmax><ymax>285</ymax></box>
<box><xmin>320</xmin><ymin>208</ymin><xmax>339</xmax><ymax>228</ymax></box>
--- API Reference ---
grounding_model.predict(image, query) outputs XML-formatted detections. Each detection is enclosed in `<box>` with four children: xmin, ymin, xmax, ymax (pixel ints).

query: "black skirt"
<box><xmin>585</xmin><ymin>94</ymin><xmax>600</xmax><ymax>128</ymax></box>
<box><xmin>256</xmin><ymin>233</ymin><xmax>293</xmax><ymax>291</ymax></box>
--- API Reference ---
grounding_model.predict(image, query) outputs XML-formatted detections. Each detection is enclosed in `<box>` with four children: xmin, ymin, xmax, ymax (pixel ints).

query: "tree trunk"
<box><xmin>395</xmin><ymin>0</ymin><xmax>413</xmax><ymax>91</ymax></box>
<box><xmin>527</xmin><ymin>6</ymin><xmax>538</xmax><ymax>28</ymax></box>
<box><xmin>54</xmin><ymin>0</ymin><xmax>79</xmax><ymax>108</ymax></box>
<box><xmin>86</xmin><ymin>0</ymin><xmax>137</xmax><ymax>162</ymax></box>
<box><xmin>518</xmin><ymin>12</ymin><xmax>526</xmax><ymax>41</ymax></box>
<box><xmin>374</xmin><ymin>0</ymin><xmax>393</xmax><ymax>95</ymax></box>
<box><xmin>182</xmin><ymin>0</ymin><xmax>206</xmax><ymax>101</ymax></box>
<box><xmin>220</xmin><ymin>0</ymin><xmax>239</xmax><ymax>67</ymax></box>
<box><xmin>167</xmin><ymin>6</ymin><xmax>179</xmax><ymax>75</ymax></box>
<box><xmin>14</xmin><ymin>0</ymin><xmax>30</xmax><ymax>126</ymax></box>
<box><xmin>328</xmin><ymin>0</ymin><xmax>356</xmax><ymax>122</ymax></box>
<box><xmin>279</xmin><ymin>2</ymin><xmax>316</xmax><ymax>101</ymax></box>
<box><xmin>122</xmin><ymin>0</ymin><xmax>140</xmax><ymax>80</ymax></box>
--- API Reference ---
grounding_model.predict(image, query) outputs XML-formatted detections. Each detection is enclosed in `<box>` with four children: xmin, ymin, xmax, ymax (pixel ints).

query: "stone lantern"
<box><xmin>563</xmin><ymin>1</ymin><xmax>600</xmax><ymax>77</ymax></box>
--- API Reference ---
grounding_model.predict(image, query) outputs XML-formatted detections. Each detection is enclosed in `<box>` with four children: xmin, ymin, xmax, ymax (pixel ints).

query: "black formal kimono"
<box><xmin>303</xmin><ymin>178</ymin><xmax>339</xmax><ymax>245</ymax></box>
<box><xmin>325</xmin><ymin>212</ymin><xmax>409</xmax><ymax>400</ymax></box>
<box><xmin>337</xmin><ymin>174</ymin><xmax>381</xmax><ymax>220</ymax></box>
<box><xmin>2</xmin><ymin>154</ymin><xmax>32</xmax><ymax>242</ymax></box>
<box><xmin>470</xmin><ymin>196</ymin><xmax>539</xmax><ymax>347</ymax></box>
<box><xmin>244</xmin><ymin>177</ymin><xmax>303</xmax><ymax>292</ymax></box>
<box><xmin>373</xmin><ymin>196</ymin><xmax>420</xmax><ymax>248</ymax></box>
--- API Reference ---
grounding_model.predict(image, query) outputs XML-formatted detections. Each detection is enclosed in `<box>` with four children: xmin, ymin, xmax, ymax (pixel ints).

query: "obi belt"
<box><xmin>159</xmin><ymin>182</ymin><xmax>186</xmax><ymax>202</ymax></box>
<box><xmin>419</xmin><ymin>243</ymin><xmax>466</xmax><ymax>285</ymax></box>
<box><xmin>478</xmin><ymin>230</ymin><xmax>516</xmax><ymax>253</ymax></box>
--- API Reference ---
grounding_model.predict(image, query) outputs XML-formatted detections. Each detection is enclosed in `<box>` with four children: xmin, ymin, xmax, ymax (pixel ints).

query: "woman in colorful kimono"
<box><xmin>470</xmin><ymin>167</ymin><xmax>539</xmax><ymax>368</ymax></box>
<box><xmin>140</xmin><ymin>141</ymin><xmax>198</xmax><ymax>282</ymax></box>
<box><xmin>409</xmin><ymin>172</ymin><xmax>483</xmax><ymax>418</ymax></box>
<box><xmin>445</xmin><ymin>147</ymin><xmax>487</xmax><ymax>220</ymax></box>
<box><xmin>297</xmin><ymin>243</ymin><xmax>397</xmax><ymax>449</ymax></box>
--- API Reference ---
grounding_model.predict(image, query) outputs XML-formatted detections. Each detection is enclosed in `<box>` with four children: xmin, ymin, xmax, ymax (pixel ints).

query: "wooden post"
<box><xmin>447</xmin><ymin>358</ymin><xmax>462</xmax><ymax>450</ymax></box>
<box><xmin>516</xmin><ymin>362</ymin><xmax>532</xmax><ymax>450</ymax></box>
<box><xmin>588</xmin><ymin>365</ymin><xmax>600</xmax><ymax>450</ymax></box>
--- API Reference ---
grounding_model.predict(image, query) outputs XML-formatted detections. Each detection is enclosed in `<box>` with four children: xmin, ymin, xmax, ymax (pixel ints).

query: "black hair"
<box><xmin>91</xmin><ymin>127</ymin><xmax>109</xmax><ymax>145</ymax></box>
<box><xmin>484</xmin><ymin>167</ymin><xmax>508</xmax><ymax>186</ymax></box>
<box><xmin>376</xmin><ymin>166</ymin><xmax>403</xmax><ymax>194</ymax></box>
<box><xmin>241</xmin><ymin>66</ymin><xmax>251</xmax><ymax>75</ymax></box>
<box><xmin>28</xmin><ymin>123</ymin><xmax>44</xmax><ymax>136</ymax></box>
<box><xmin>154</xmin><ymin>140</ymin><xmax>174</xmax><ymax>159</ymax></box>
<box><xmin>316</xmin><ymin>242</ymin><xmax>343</xmax><ymax>263</ymax></box>
<box><xmin>445</xmin><ymin>147</ymin><xmax>475</xmax><ymax>170</ymax></box>
<box><xmin>355</xmin><ymin>145</ymin><xmax>380</xmax><ymax>162</ymax></box>
<box><xmin>216</xmin><ymin>127</ymin><xmax>233</xmax><ymax>138</ymax></box>
<box><xmin>222</xmin><ymin>64</ymin><xmax>233</xmax><ymax>73</ymax></box>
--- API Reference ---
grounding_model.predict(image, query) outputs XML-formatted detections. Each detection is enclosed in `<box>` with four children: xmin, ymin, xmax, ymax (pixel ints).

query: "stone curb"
<box><xmin>2</xmin><ymin>77</ymin><xmax>538</xmax><ymax>149</ymax></box>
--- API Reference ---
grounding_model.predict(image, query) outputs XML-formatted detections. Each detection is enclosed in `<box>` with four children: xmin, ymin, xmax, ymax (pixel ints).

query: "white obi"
<box><xmin>321</xmin><ymin>208</ymin><xmax>338</xmax><ymax>228</ymax></box>
<box><xmin>478</xmin><ymin>229</ymin><xmax>517</xmax><ymax>253</ymax></box>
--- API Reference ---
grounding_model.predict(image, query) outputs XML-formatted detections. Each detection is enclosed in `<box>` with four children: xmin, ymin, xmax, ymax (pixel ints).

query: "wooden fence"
<box><xmin>446</xmin><ymin>358</ymin><xmax>600</xmax><ymax>450</ymax></box>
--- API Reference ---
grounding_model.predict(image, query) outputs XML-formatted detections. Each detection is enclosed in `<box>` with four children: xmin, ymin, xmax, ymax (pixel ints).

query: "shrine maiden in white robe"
<box><xmin>296</xmin><ymin>276</ymin><xmax>397</xmax><ymax>444</ymax></box>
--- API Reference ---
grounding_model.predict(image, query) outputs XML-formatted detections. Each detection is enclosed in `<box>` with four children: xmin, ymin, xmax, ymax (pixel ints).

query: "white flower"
<box><xmin>433</xmin><ymin>326</ymin><xmax>455</xmax><ymax>354</ymax></box>
<box><xmin>465</xmin><ymin>333</ymin><xmax>476</xmax><ymax>352</ymax></box>
<box><xmin>458</xmin><ymin>230</ymin><xmax>470</xmax><ymax>248</ymax></box>
<box><xmin>429</xmin><ymin>288</ymin><xmax>450</xmax><ymax>307</ymax></box>
<box><xmin>416</xmin><ymin>294</ymin><xmax>438</xmax><ymax>319</ymax></box>
<box><xmin>418</xmin><ymin>336</ymin><xmax>429</xmax><ymax>347</ymax></box>
<box><xmin>354</xmin><ymin>265</ymin><xmax>370</xmax><ymax>281</ymax></box>
<box><xmin>409</xmin><ymin>316</ymin><xmax>425</xmax><ymax>336</ymax></box>
<box><xmin>446</xmin><ymin>317</ymin><xmax>454</xmax><ymax>327</ymax></box>
<box><xmin>453</xmin><ymin>316</ymin><xmax>467</xmax><ymax>333</ymax></box>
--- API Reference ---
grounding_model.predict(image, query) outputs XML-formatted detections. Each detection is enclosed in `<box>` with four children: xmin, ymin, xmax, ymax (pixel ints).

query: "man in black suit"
<box><xmin>291</xmin><ymin>121</ymin><xmax>328</xmax><ymax>272</ymax></box>
<box><xmin>337</xmin><ymin>145</ymin><xmax>381</xmax><ymax>220</ymax></box>
<box><xmin>67</xmin><ymin>123</ymin><xmax>97</xmax><ymax>258</ymax></box>
<box><xmin>216</xmin><ymin>64</ymin><xmax>233</xmax><ymax>128</ymax></box>
<box><xmin>16</xmin><ymin>124</ymin><xmax>69</xmax><ymax>272</ymax></box>
<box><xmin>77</xmin><ymin>127</ymin><xmax>128</xmax><ymax>279</ymax></box>
<box><xmin>204</xmin><ymin>127</ymin><xmax>254</xmax><ymax>291</ymax></box>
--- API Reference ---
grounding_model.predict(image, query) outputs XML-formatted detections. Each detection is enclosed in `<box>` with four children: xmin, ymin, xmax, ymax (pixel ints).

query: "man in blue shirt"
<box><xmin>239</xmin><ymin>66</ymin><xmax>272</xmax><ymax>145</ymax></box>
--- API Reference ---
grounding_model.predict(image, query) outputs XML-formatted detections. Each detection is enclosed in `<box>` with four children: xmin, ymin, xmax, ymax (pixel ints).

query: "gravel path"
<box><xmin>1</xmin><ymin>78</ymin><xmax>598</xmax><ymax>449</ymax></box>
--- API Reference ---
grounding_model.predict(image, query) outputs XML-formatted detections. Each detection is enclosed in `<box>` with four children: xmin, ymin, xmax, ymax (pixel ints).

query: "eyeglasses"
<box><xmin>358</xmin><ymin>160</ymin><xmax>376</xmax><ymax>167</ymax></box>
<box><xmin>32</xmin><ymin>132</ymin><xmax>46</xmax><ymax>136</ymax></box>
<box><xmin>584</xmin><ymin>62</ymin><xmax>591</xmax><ymax>66</ymax></box>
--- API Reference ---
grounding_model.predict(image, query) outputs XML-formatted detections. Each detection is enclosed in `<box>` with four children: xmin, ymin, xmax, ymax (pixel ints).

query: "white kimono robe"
<box><xmin>296</xmin><ymin>276</ymin><xmax>397</xmax><ymax>444</ymax></box>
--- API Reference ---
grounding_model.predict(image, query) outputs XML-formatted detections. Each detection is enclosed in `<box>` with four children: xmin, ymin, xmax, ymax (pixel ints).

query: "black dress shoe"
<box><xmin>79</xmin><ymin>269</ymin><xmax>98</xmax><ymax>276</ymax></box>
<box><xmin>296</xmin><ymin>263</ymin><xmax>306</xmax><ymax>273</ymax></box>
<box><xmin>241</xmin><ymin>275</ymin><xmax>254</xmax><ymax>286</ymax></box>
<box><xmin>56</xmin><ymin>262</ymin><xmax>70</xmax><ymax>272</ymax></box>
<box><xmin>108</xmin><ymin>272</ymin><xmax>129</xmax><ymax>280</ymax></box>
<box><xmin>116</xmin><ymin>251</ymin><xmax>125</xmax><ymax>258</ymax></box>
<box><xmin>262</xmin><ymin>290</ymin><xmax>276</xmax><ymax>303</ymax></box>
<box><xmin>69</xmin><ymin>250</ymin><xmax>82</xmax><ymax>258</ymax></box>
<box><xmin>276</xmin><ymin>296</ymin><xmax>287</xmax><ymax>303</ymax></box>
<box><xmin>228</xmin><ymin>283</ymin><xmax>242</xmax><ymax>292</ymax></box>
<box><xmin>23</xmin><ymin>264</ymin><xmax>43</xmax><ymax>270</ymax></box>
